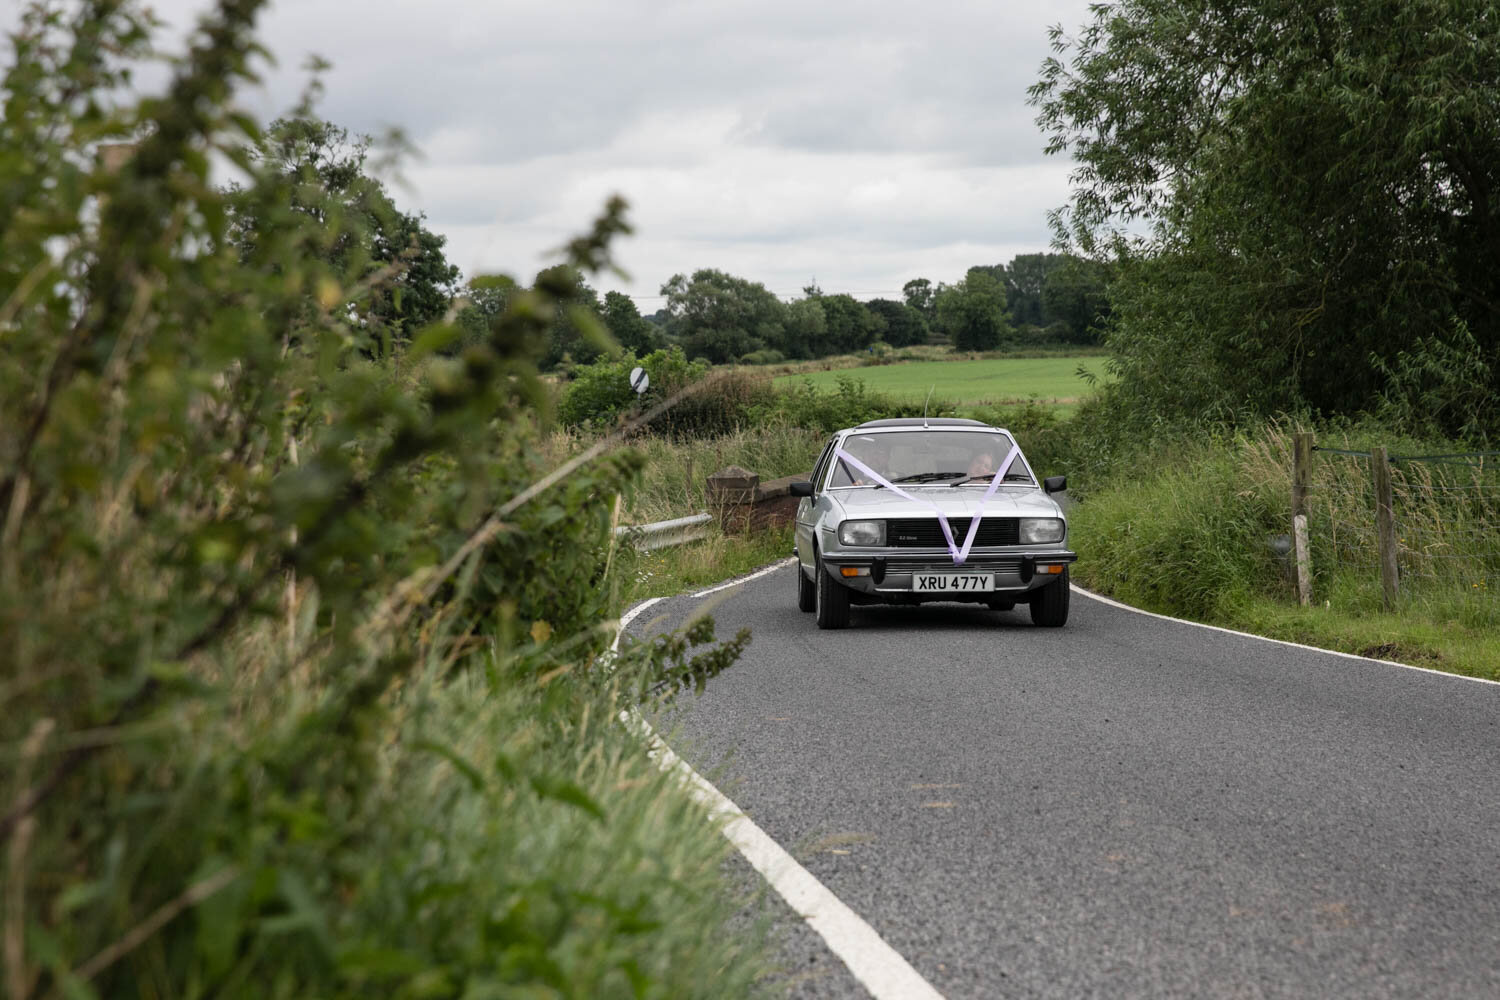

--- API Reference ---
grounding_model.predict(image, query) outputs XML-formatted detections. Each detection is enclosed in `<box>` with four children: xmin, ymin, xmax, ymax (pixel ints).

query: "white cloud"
<box><xmin>134</xmin><ymin>0</ymin><xmax>1099</xmax><ymax>299</ymax></box>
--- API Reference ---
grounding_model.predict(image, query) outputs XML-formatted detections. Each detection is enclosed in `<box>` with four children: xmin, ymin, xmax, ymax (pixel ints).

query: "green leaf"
<box><xmin>529</xmin><ymin>775</ymin><xmax>605</xmax><ymax>822</ymax></box>
<box><xmin>412</xmin><ymin>739</ymin><xmax>486</xmax><ymax>791</ymax></box>
<box><xmin>411</xmin><ymin>321</ymin><xmax>462</xmax><ymax>359</ymax></box>
<box><xmin>259</xmin><ymin>868</ymin><xmax>331</xmax><ymax>955</ymax></box>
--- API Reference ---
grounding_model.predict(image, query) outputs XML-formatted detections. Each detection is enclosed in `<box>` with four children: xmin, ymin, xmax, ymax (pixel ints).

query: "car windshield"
<box><xmin>827</xmin><ymin>430</ymin><xmax>1033</xmax><ymax>489</ymax></box>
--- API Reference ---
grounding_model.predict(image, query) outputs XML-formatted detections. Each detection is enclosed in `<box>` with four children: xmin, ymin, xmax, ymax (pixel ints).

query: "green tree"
<box><xmin>936</xmin><ymin>267</ymin><xmax>1012</xmax><ymax>351</ymax></box>
<box><xmin>454</xmin><ymin>274</ymin><xmax>517</xmax><ymax>346</ymax></box>
<box><xmin>1040</xmin><ymin>256</ymin><xmax>1111</xmax><ymax>344</ymax></box>
<box><xmin>1000</xmin><ymin>253</ymin><xmax>1064</xmax><ymax>329</ymax></box>
<box><xmin>602</xmin><ymin>289</ymin><xmax>662</xmax><ymax>354</ymax></box>
<box><xmin>784</xmin><ymin>296</ymin><xmax>830</xmax><ymax>358</ymax></box>
<box><xmin>902</xmin><ymin>277</ymin><xmax>936</xmax><ymax>319</ymax></box>
<box><xmin>228</xmin><ymin>117</ymin><xmax>461</xmax><ymax>348</ymax></box>
<box><xmin>864</xmin><ymin>298</ymin><xmax>928</xmax><ymax>347</ymax></box>
<box><xmin>815</xmin><ymin>291</ymin><xmax>880</xmax><ymax>354</ymax></box>
<box><xmin>660</xmin><ymin>268</ymin><xmax>786</xmax><ymax>363</ymax></box>
<box><xmin>535</xmin><ymin>264</ymin><xmax>608</xmax><ymax>369</ymax></box>
<box><xmin>1031</xmin><ymin>0</ymin><xmax>1500</xmax><ymax>434</ymax></box>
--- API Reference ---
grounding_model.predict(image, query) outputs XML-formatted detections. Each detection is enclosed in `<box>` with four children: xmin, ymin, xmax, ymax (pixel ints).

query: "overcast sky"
<box><xmin>142</xmin><ymin>0</ymin><xmax>1096</xmax><ymax>305</ymax></box>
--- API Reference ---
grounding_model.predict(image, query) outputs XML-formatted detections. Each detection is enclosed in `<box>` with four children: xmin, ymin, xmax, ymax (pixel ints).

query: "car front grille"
<box><xmin>886</xmin><ymin>517</ymin><xmax>1020</xmax><ymax>547</ymax></box>
<box><xmin>892</xmin><ymin>559</ymin><xmax>1023</xmax><ymax>574</ymax></box>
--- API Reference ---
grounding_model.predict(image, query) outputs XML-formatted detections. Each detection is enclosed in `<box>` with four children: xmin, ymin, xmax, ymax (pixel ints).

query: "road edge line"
<box><xmin>1071</xmin><ymin>583</ymin><xmax>1500</xmax><ymax>688</ymax></box>
<box><xmin>615</xmin><ymin>560</ymin><xmax>945</xmax><ymax>1000</ymax></box>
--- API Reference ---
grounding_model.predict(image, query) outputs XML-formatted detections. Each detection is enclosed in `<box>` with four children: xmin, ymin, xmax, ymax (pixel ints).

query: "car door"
<box><xmin>797</xmin><ymin>436</ymin><xmax>837</xmax><ymax>573</ymax></box>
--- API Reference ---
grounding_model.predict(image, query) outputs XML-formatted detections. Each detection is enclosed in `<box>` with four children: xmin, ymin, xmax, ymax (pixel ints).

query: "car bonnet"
<box><xmin>830</xmin><ymin>485</ymin><xmax>1064</xmax><ymax>521</ymax></box>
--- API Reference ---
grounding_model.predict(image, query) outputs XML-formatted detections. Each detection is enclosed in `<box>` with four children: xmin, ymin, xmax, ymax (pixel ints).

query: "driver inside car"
<box><xmin>967</xmin><ymin>450</ymin><xmax>996</xmax><ymax>479</ymax></box>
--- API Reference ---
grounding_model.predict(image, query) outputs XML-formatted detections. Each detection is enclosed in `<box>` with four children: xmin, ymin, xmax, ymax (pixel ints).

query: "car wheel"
<box><xmin>814</xmin><ymin>554</ymin><xmax>850</xmax><ymax>629</ymax></box>
<box><xmin>796</xmin><ymin>558</ymin><xmax>816</xmax><ymax>612</ymax></box>
<box><xmin>1029</xmin><ymin>567</ymin><xmax>1070</xmax><ymax>627</ymax></box>
<box><xmin>985</xmin><ymin>597</ymin><xmax>1015</xmax><ymax>612</ymax></box>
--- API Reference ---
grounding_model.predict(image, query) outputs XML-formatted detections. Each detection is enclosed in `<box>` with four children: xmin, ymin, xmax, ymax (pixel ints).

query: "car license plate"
<box><xmin>912</xmin><ymin>573</ymin><xmax>993</xmax><ymax>593</ymax></box>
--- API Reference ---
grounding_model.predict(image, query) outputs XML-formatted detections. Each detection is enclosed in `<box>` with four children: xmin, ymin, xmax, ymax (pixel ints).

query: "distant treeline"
<box><xmin>456</xmin><ymin>255</ymin><xmax>1110</xmax><ymax>369</ymax></box>
<box><xmin>198</xmin><ymin>115</ymin><xmax>1110</xmax><ymax>373</ymax></box>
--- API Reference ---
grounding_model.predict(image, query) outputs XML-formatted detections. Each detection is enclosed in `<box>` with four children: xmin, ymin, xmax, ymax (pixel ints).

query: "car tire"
<box><xmin>1029</xmin><ymin>567</ymin><xmax>1070</xmax><ymax>627</ymax></box>
<box><xmin>985</xmin><ymin>597</ymin><xmax>1015</xmax><ymax>612</ymax></box>
<box><xmin>814</xmin><ymin>555</ymin><xmax>851</xmax><ymax>629</ymax></box>
<box><xmin>796</xmin><ymin>559</ymin><xmax>816</xmax><ymax>612</ymax></box>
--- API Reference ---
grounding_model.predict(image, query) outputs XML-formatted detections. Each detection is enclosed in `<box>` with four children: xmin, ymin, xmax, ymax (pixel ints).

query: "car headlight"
<box><xmin>837</xmin><ymin>520</ymin><xmax>886</xmax><ymax>546</ymax></box>
<box><xmin>1019</xmin><ymin>517</ymin><xmax>1065</xmax><ymax>544</ymax></box>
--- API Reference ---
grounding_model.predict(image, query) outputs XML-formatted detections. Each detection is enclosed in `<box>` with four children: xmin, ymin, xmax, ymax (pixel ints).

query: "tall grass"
<box><xmin>84</xmin><ymin>604</ymin><xmax>781</xmax><ymax>999</ymax></box>
<box><xmin>544</xmin><ymin>425</ymin><xmax>826</xmax><ymax>525</ymax></box>
<box><xmin>619</xmin><ymin>526</ymin><xmax>795</xmax><ymax>605</ymax></box>
<box><xmin>1068</xmin><ymin>423</ymin><xmax>1500</xmax><ymax>678</ymax></box>
<box><xmin>1286</xmin><ymin>428</ymin><xmax>1499</xmax><ymax>629</ymax></box>
<box><xmin>340</xmin><ymin>656</ymin><xmax>776</xmax><ymax>1000</ymax></box>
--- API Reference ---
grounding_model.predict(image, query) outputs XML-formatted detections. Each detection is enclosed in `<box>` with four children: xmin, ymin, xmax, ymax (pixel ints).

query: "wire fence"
<box><xmin>1308</xmin><ymin>445</ymin><xmax>1500</xmax><ymax>625</ymax></box>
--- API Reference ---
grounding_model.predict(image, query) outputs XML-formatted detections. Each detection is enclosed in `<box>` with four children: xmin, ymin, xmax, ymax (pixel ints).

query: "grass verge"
<box><xmin>618</xmin><ymin>525</ymin><xmax>794</xmax><ymax>608</ymax></box>
<box><xmin>1067</xmin><ymin>424</ymin><xmax>1500</xmax><ymax>682</ymax></box>
<box><xmin>1216</xmin><ymin>593</ymin><xmax>1500</xmax><ymax>678</ymax></box>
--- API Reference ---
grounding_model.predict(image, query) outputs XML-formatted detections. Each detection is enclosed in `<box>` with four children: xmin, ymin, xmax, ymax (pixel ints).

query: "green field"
<box><xmin>772</xmin><ymin>356</ymin><xmax>1110</xmax><ymax>409</ymax></box>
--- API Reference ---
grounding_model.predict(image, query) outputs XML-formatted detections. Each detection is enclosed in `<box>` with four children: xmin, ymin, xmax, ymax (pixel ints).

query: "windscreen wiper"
<box><xmin>892</xmin><ymin>471</ymin><xmax>968</xmax><ymax>484</ymax></box>
<box><xmin>951</xmin><ymin>473</ymin><xmax>1034</xmax><ymax>486</ymax></box>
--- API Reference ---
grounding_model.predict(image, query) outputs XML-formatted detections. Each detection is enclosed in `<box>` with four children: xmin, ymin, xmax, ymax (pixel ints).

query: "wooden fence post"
<box><xmin>1292</xmin><ymin>432</ymin><xmax>1314</xmax><ymax>606</ymax></box>
<box><xmin>1372</xmin><ymin>446</ymin><xmax>1399</xmax><ymax>611</ymax></box>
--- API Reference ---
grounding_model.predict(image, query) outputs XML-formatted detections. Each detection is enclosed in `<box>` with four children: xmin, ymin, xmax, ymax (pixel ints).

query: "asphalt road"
<box><xmin>631</xmin><ymin>562</ymin><xmax>1500</xmax><ymax>999</ymax></box>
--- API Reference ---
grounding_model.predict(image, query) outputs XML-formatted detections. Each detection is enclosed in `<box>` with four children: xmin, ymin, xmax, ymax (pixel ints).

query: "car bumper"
<box><xmin>819</xmin><ymin>550</ymin><xmax>1076</xmax><ymax>595</ymax></box>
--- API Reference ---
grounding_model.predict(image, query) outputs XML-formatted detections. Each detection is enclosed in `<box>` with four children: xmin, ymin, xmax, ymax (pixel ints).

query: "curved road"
<box><xmin>631</xmin><ymin>562</ymin><xmax>1500</xmax><ymax>999</ymax></box>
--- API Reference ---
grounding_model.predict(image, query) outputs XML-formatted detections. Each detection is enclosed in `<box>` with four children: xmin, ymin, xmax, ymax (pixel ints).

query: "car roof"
<box><xmin>853</xmin><ymin>418</ymin><xmax>990</xmax><ymax>428</ymax></box>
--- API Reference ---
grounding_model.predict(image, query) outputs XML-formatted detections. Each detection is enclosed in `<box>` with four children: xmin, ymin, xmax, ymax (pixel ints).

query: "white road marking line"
<box><xmin>615</xmin><ymin>561</ymin><xmax>945</xmax><ymax>1000</ymax></box>
<box><xmin>1071</xmin><ymin>583</ymin><xmax>1500</xmax><ymax>687</ymax></box>
<box><xmin>633</xmin><ymin>715</ymin><xmax>945</xmax><ymax>1000</ymax></box>
<box><xmin>692</xmin><ymin>556</ymin><xmax>796</xmax><ymax>596</ymax></box>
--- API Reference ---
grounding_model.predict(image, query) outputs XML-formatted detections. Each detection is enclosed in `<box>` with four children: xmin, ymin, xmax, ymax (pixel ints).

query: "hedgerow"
<box><xmin>0</xmin><ymin>4</ymin><xmax>767</xmax><ymax>998</ymax></box>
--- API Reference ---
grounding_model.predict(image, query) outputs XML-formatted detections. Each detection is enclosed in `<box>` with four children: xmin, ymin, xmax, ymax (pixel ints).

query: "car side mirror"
<box><xmin>1043</xmin><ymin>475</ymin><xmax>1067</xmax><ymax>494</ymax></box>
<box><xmin>790</xmin><ymin>481</ymin><xmax>814</xmax><ymax>497</ymax></box>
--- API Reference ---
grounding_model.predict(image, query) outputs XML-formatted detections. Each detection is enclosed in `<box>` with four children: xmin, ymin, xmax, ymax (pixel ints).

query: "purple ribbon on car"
<box><xmin>832</xmin><ymin>443</ymin><xmax>1022</xmax><ymax>566</ymax></box>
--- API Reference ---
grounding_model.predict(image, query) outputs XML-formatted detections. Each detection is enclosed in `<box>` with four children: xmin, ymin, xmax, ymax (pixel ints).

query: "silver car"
<box><xmin>791</xmin><ymin>418</ymin><xmax>1076</xmax><ymax>629</ymax></box>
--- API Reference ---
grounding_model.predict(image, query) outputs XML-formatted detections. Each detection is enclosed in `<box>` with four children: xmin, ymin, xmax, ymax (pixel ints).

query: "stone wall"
<box><xmin>706</xmin><ymin>466</ymin><xmax>811</xmax><ymax>534</ymax></box>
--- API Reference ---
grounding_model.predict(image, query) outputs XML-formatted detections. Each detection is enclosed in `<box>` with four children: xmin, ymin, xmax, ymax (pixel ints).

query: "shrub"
<box><xmin>0</xmin><ymin>6</ymin><xmax>764</xmax><ymax>998</ymax></box>
<box><xmin>559</xmin><ymin>348</ymin><xmax>774</xmax><ymax>438</ymax></box>
<box><xmin>750</xmin><ymin>374</ymin><xmax>952</xmax><ymax>432</ymax></box>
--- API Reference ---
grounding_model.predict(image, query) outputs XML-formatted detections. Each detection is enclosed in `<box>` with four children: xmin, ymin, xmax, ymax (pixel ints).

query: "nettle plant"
<box><xmin>1</xmin><ymin>3</ymin><xmax>748</xmax><ymax>997</ymax></box>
